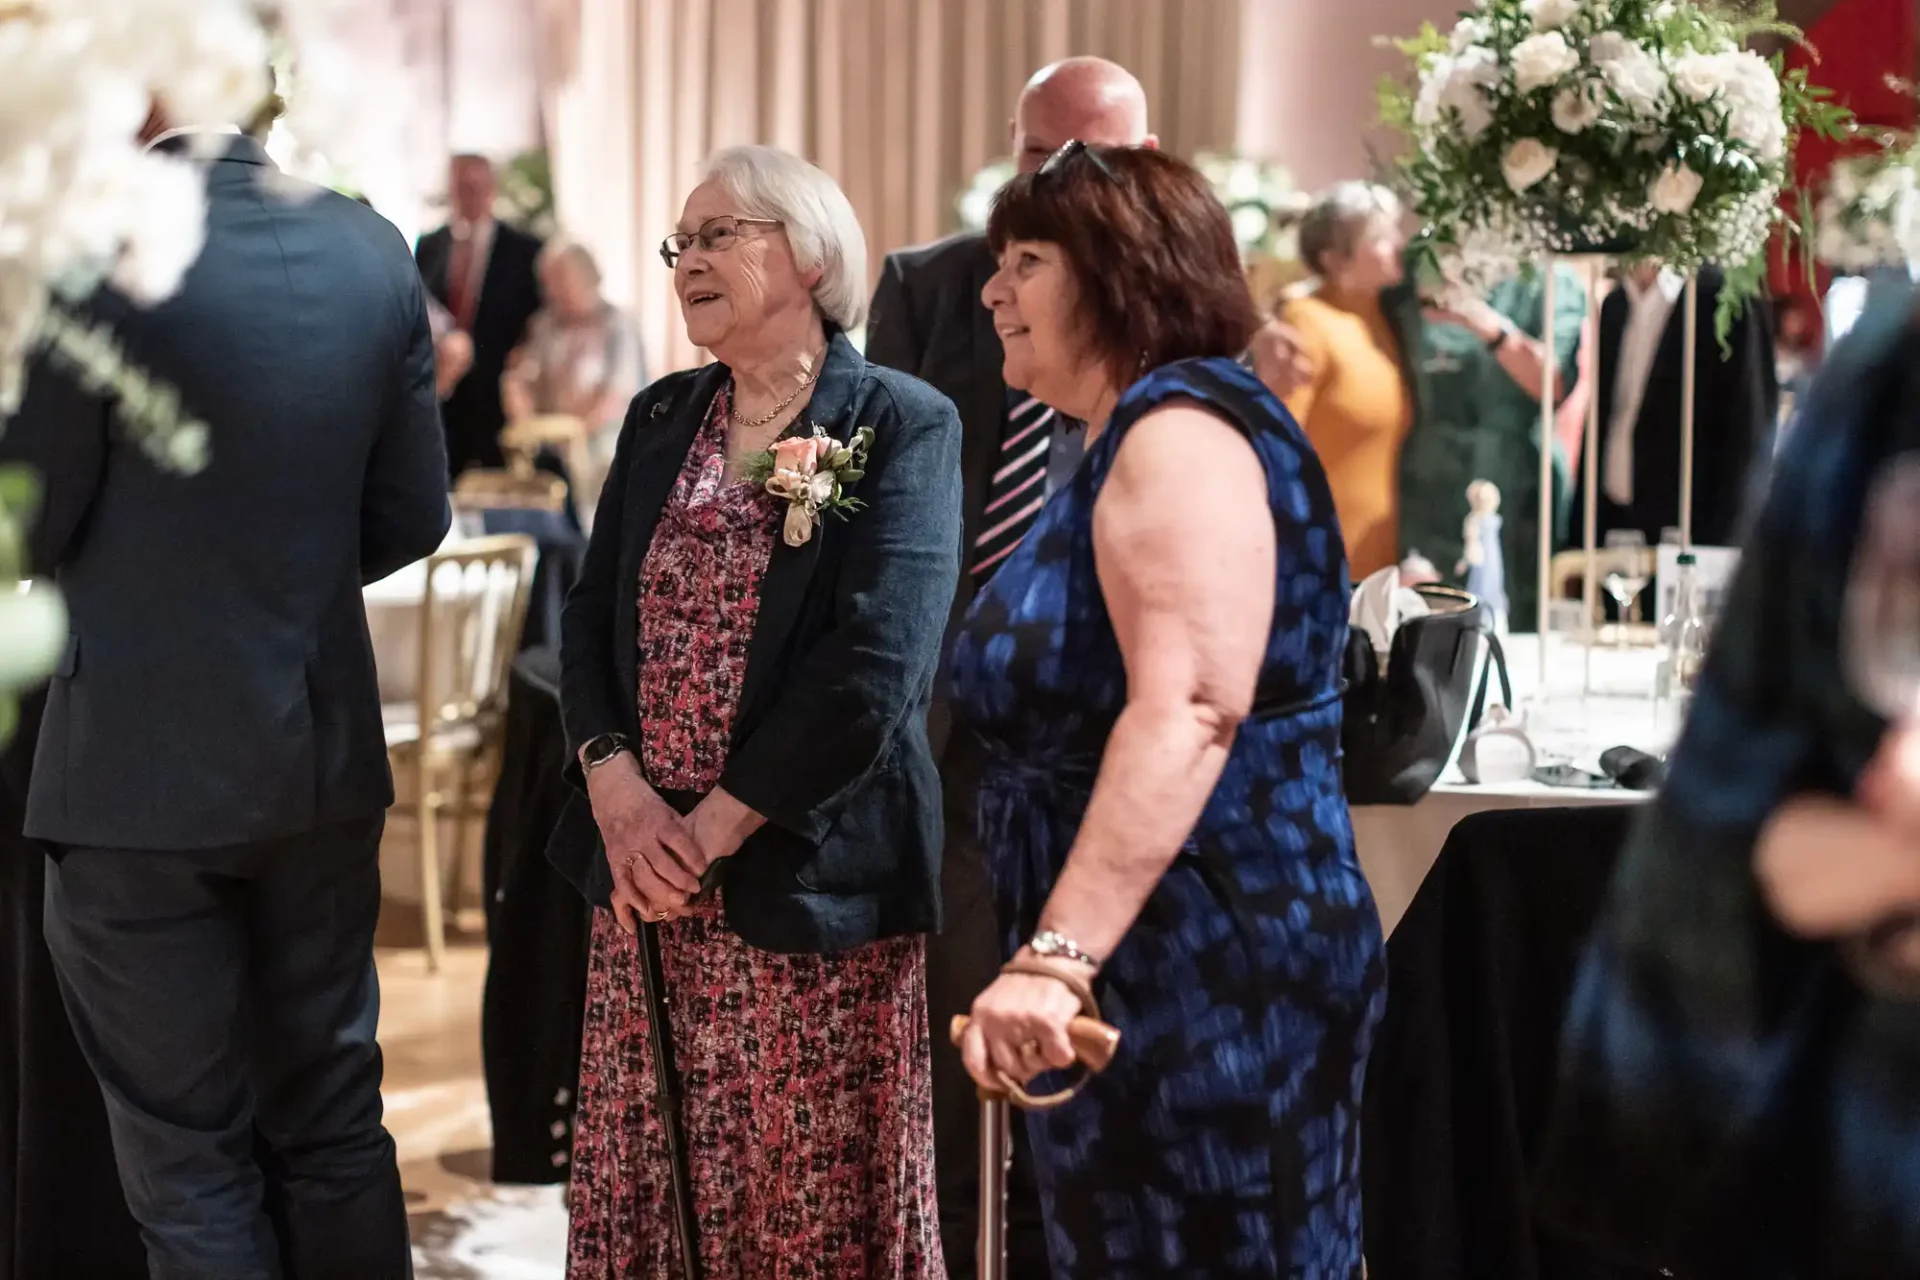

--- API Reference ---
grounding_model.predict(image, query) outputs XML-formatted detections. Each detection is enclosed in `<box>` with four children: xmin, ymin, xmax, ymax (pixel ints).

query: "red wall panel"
<box><xmin>1773</xmin><ymin>0</ymin><xmax>1917</xmax><ymax>346</ymax></box>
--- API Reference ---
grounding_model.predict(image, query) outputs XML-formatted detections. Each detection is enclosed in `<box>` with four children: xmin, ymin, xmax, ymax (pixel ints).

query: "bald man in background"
<box><xmin>865</xmin><ymin>57</ymin><xmax>1156</xmax><ymax>1273</ymax></box>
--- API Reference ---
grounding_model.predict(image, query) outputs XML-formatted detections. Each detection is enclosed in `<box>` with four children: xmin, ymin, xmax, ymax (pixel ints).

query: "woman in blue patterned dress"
<box><xmin>949</xmin><ymin>142</ymin><xmax>1385</xmax><ymax>1278</ymax></box>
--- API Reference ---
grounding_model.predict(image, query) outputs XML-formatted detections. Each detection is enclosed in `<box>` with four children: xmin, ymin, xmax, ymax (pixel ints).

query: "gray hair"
<box><xmin>537</xmin><ymin>236</ymin><xmax>603</xmax><ymax>287</ymax></box>
<box><xmin>1298</xmin><ymin>182</ymin><xmax>1401</xmax><ymax>277</ymax></box>
<box><xmin>700</xmin><ymin>145</ymin><xmax>869</xmax><ymax>330</ymax></box>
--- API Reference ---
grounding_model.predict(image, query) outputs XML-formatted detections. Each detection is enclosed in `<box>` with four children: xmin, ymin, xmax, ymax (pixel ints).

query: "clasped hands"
<box><xmin>1758</xmin><ymin>721</ymin><xmax>1920</xmax><ymax>991</ymax></box>
<box><xmin>586</xmin><ymin>753</ymin><xmax>761</xmax><ymax>934</ymax></box>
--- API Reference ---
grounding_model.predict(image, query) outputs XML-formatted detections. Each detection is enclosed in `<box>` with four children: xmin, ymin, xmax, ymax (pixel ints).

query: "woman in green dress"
<box><xmin>1392</xmin><ymin>267</ymin><xmax>1588</xmax><ymax>627</ymax></box>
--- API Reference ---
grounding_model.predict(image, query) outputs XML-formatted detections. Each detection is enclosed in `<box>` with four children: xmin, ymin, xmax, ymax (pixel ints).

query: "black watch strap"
<box><xmin>580</xmin><ymin>732</ymin><xmax>631</xmax><ymax>773</ymax></box>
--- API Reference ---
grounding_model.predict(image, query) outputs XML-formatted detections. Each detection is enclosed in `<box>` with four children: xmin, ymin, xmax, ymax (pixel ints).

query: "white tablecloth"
<box><xmin>364</xmin><ymin>528</ymin><xmax>493</xmax><ymax>706</ymax></box>
<box><xmin>364</xmin><ymin>560</ymin><xmax>436</xmax><ymax>705</ymax></box>
<box><xmin>1353</xmin><ymin>633</ymin><xmax>1670</xmax><ymax>937</ymax></box>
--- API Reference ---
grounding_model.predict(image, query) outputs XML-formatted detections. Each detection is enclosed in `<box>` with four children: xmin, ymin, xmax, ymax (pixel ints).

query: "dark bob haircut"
<box><xmin>987</xmin><ymin>144</ymin><xmax>1260</xmax><ymax>387</ymax></box>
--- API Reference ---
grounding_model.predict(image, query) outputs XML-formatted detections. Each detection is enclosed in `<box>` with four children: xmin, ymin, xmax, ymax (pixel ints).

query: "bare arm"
<box><xmin>1427</xmin><ymin>298</ymin><xmax>1564</xmax><ymax>405</ymax></box>
<box><xmin>1556</xmin><ymin>307</ymin><xmax>1598</xmax><ymax>461</ymax></box>
<box><xmin>500</xmin><ymin>343</ymin><xmax>536</xmax><ymax>422</ymax></box>
<box><xmin>960</xmin><ymin>401</ymin><xmax>1279</xmax><ymax>1083</ymax></box>
<box><xmin>1039</xmin><ymin>403</ymin><xmax>1276</xmax><ymax>961</ymax></box>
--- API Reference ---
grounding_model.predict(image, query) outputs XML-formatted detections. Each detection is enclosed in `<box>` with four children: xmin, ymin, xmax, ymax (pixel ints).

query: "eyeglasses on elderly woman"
<box><xmin>658</xmin><ymin>214</ymin><xmax>785</xmax><ymax>268</ymax></box>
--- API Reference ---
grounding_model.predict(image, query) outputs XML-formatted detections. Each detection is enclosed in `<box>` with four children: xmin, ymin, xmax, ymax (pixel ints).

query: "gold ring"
<box><xmin>1019</xmin><ymin>1039</ymin><xmax>1043</xmax><ymax>1057</ymax></box>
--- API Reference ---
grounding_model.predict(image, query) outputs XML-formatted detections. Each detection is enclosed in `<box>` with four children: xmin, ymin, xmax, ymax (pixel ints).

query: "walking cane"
<box><xmin>638</xmin><ymin>918</ymin><xmax>703</xmax><ymax>1280</ymax></box>
<box><xmin>948</xmin><ymin>1013</ymin><xmax>1120</xmax><ymax>1280</ymax></box>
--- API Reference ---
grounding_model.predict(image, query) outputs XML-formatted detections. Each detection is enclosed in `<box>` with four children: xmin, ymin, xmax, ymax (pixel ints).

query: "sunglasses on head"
<box><xmin>1038</xmin><ymin>139</ymin><xmax>1119</xmax><ymax>182</ymax></box>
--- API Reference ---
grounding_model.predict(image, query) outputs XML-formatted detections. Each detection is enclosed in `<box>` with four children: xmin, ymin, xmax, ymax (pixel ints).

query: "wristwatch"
<box><xmin>1485</xmin><ymin>319</ymin><xmax>1517</xmax><ymax>353</ymax></box>
<box><xmin>578</xmin><ymin>732</ymin><xmax>631</xmax><ymax>775</ymax></box>
<box><xmin>1029</xmin><ymin>930</ymin><xmax>1101</xmax><ymax>968</ymax></box>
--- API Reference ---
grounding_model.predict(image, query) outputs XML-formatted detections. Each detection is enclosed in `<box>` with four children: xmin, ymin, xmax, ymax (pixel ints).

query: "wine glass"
<box><xmin>1602</xmin><ymin>529</ymin><xmax>1650</xmax><ymax>648</ymax></box>
<box><xmin>1841</xmin><ymin>453</ymin><xmax>1920</xmax><ymax>992</ymax></box>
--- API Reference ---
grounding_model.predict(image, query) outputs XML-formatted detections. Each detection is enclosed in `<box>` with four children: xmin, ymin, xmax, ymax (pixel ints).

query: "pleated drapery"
<box><xmin>534</xmin><ymin>0</ymin><xmax>1245</xmax><ymax>374</ymax></box>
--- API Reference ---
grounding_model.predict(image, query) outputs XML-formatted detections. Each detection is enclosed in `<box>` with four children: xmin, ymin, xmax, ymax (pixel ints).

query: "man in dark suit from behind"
<box><xmin>1584</xmin><ymin>263</ymin><xmax>1779</xmax><ymax>549</ymax></box>
<box><xmin>863</xmin><ymin>56</ymin><xmax>1155</xmax><ymax>1274</ymax></box>
<box><xmin>414</xmin><ymin>153</ymin><xmax>543</xmax><ymax>476</ymax></box>
<box><xmin>4</xmin><ymin>101</ymin><xmax>450</xmax><ymax>1279</ymax></box>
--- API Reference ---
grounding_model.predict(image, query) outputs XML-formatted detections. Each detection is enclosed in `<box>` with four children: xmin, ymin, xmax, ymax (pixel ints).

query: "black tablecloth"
<box><xmin>0</xmin><ymin>692</ymin><xmax>146</xmax><ymax>1279</ymax></box>
<box><xmin>480</xmin><ymin>647</ymin><xmax>590</xmax><ymax>1184</ymax></box>
<box><xmin>1362</xmin><ymin>804</ymin><xmax>1667</xmax><ymax>1280</ymax></box>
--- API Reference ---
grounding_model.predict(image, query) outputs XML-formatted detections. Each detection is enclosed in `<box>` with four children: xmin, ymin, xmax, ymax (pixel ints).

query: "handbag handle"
<box><xmin>1466</xmin><ymin>625</ymin><xmax>1513</xmax><ymax>732</ymax></box>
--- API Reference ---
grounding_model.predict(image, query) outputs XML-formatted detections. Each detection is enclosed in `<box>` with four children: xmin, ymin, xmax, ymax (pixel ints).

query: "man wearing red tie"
<box><xmin>415</xmin><ymin>154</ymin><xmax>543</xmax><ymax>477</ymax></box>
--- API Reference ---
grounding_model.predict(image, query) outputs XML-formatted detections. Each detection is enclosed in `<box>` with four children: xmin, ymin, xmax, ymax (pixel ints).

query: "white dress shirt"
<box><xmin>142</xmin><ymin>124</ymin><xmax>243</xmax><ymax>154</ymax></box>
<box><xmin>1603</xmin><ymin>269</ymin><xmax>1686</xmax><ymax>507</ymax></box>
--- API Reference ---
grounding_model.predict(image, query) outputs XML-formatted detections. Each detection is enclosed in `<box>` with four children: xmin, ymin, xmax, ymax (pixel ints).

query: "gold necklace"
<box><xmin>730</xmin><ymin>358</ymin><xmax>822</xmax><ymax>431</ymax></box>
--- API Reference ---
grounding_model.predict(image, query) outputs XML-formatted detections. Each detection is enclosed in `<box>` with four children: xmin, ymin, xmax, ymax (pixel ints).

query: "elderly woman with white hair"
<box><xmin>553</xmin><ymin>144</ymin><xmax>959</xmax><ymax>1276</ymax></box>
<box><xmin>502</xmin><ymin>237</ymin><xmax>647</xmax><ymax>509</ymax></box>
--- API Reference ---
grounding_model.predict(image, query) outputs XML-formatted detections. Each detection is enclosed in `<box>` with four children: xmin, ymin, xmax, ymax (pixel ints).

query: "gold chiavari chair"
<box><xmin>451</xmin><ymin>467</ymin><xmax>569</xmax><ymax>514</ymax></box>
<box><xmin>384</xmin><ymin>534</ymin><xmax>536</xmax><ymax>971</ymax></box>
<box><xmin>500</xmin><ymin>412</ymin><xmax>590</xmax><ymax>483</ymax></box>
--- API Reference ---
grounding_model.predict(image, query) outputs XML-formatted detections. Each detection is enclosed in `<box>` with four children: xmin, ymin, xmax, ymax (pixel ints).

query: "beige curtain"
<box><xmin>535</xmin><ymin>0</ymin><xmax>1244</xmax><ymax>374</ymax></box>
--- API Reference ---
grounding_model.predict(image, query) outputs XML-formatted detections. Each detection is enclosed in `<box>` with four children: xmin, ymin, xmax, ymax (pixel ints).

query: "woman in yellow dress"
<box><xmin>1278</xmin><ymin>182</ymin><xmax>1414</xmax><ymax>579</ymax></box>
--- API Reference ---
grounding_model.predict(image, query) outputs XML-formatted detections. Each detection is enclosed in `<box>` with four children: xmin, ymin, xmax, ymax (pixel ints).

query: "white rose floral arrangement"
<box><xmin>1380</xmin><ymin>0</ymin><xmax>1847</xmax><ymax>338</ymax></box>
<box><xmin>1814</xmin><ymin>140</ymin><xmax>1920</xmax><ymax>275</ymax></box>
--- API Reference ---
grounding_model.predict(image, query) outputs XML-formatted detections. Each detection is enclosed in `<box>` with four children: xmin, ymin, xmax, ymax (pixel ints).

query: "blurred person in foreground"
<box><xmin>863</xmin><ymin>54</ymin><xmax>1158</xmax><ymax>1270</ymax></box>
<box><xmin>502</xmin><ymin>237</ymin><xmax>646</xmax><ymax>513</ymax></box>
<box><xmin>2</xmin><ymin>97</ymin><xmax>449</xmax><ymax>1278</ymax></box>
<box><xmin>1276</xmin><ymin>181</ymin><xmax>1415</xmax><ymax>580</ymax></box>
<box><xmin>553</xmin><ymin>144</ymin><xmax>957</xmax><ymax>1276</ymax></box>
<box><xmin>1539</xmin><ymin>297</ymin><xmax>1920</xmax><ymax>1278</ymax></box>
<box><xmin>951</xmin><ymin>142</ymin><xmax>1383</xmax><ymax>1278</ymax></box>
<box><xmin>416</xmin><ymin>152</ymin><xmax>542</xmax><ymax>476</ymax></box>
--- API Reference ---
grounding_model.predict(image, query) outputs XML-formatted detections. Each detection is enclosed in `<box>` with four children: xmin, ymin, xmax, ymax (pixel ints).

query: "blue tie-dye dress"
<box><xmin>947</xmin><ymin>357</ymin><xmax>1386</xmax><ymax>1278</ymax></box>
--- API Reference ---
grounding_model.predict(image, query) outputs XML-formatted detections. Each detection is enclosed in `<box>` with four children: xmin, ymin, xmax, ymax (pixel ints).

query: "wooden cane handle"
<box><xmin>948</xmin><ymin>1014</ymin><xmax>1121</xmax><ymax>1072</ymax></box>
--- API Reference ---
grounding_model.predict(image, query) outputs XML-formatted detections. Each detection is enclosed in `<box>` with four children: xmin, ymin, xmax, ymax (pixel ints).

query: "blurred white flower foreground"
<box><xmin>0</xmin><ymin>0</ymin><xmax>393</xmax><ymax>473</ymax></box>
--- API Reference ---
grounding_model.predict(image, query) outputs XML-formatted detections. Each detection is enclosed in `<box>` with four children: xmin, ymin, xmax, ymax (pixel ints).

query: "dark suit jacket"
<box><xmin>415</xmin><ymin>219</ymin><xmax>542</xmax><ymax>475</ymax></box>
<box><xmin>1581</xmin><ymin>268</ymin><xmax>1778</xmax><ymax>548</ymax></box>
<box><xmin>4</xmin><ymin>135</ymin><xmax>450</xmax><ymax>851</ymax></box>
<box><xmin>550</xmin><ymin>330</ymin><xmax>962</xmax><ymax>954</ymax></box>
<box><xmin>864</xmin><ymin>232</ymin><xmax>1004</xmax><ymax>761</ymax></box>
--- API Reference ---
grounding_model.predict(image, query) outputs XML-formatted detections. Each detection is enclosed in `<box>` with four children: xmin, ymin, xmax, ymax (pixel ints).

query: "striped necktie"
<box><xmin>973</xmin><ymin>390</ymin><xmax>1055</xmax><ymax>582</ymax></box>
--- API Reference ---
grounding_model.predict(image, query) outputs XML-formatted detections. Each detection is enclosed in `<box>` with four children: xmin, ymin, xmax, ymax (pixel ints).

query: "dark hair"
<box><xmin>987</xmin><ymin>144</ymin><xmax>1259</xmax><ymax>386</ymax></box>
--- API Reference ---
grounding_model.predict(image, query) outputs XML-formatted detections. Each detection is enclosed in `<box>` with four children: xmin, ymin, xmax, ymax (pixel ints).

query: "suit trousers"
<box><xmin>42</xmin><ymin>817</ymin><xmax>410</xmax><ymax>1280</ymax></box>
<box><xmin>931</xmin><ymin>734</ymin><xmax>1050</xmax><ymax>1276</ymax></box>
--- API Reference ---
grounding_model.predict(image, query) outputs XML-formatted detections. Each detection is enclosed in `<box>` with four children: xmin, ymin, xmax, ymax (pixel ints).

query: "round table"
<box><xmin>1353</xmin><ymin>633</ymin><xmax>1673</xmax><ymax>937</ymax></box>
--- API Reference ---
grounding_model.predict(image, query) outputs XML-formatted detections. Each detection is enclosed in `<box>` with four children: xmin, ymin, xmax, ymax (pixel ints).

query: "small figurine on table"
<box><xmin>1457</xmin><ymin>478</ymin><xmax>1508</xmax><ymax>632</ymax></box>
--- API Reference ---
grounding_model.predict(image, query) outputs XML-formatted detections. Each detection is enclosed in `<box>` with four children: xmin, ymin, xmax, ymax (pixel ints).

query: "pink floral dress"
<box><xmin>566</xmin><ymin>387</ymin><xmax>944</xmax><ymax>1280</ymax></box>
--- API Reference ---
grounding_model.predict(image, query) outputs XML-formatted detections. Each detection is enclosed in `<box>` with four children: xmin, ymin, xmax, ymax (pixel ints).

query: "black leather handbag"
<box><xmin>1341</xmin><ymin>584</ymin><xmax>1510</xmax><ymax>805</ymax></box>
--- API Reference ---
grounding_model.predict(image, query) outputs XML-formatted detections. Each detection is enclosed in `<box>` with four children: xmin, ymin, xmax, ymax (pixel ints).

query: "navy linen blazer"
<box><xmin>550</xmin><ymin>329</ymin><xmax>963</xmax><ymax>953</ymax></box>
<box><xmin>4</xmin><ymin>135</ymin><xmax>450</xmax><ymax>850</ymax></box>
